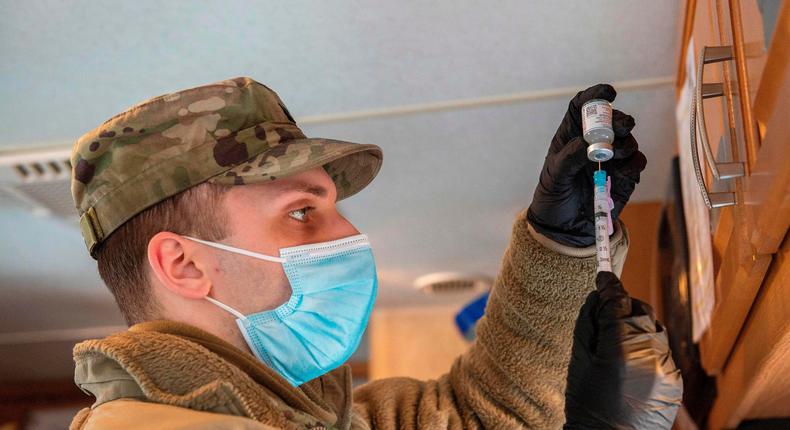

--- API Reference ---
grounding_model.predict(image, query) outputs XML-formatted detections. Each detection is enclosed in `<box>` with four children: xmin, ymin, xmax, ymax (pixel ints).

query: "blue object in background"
<box><xmin>455</xmin><ymin>291</ymin><xmax>490</xmax><ymax>341</ymax></box>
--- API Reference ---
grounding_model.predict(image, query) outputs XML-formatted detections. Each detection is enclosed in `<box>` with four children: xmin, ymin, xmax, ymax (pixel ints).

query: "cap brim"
<box><xmin>207</xmin><ymin>138</ymin><xmax>383</xmax><ymax>201</ymax></box>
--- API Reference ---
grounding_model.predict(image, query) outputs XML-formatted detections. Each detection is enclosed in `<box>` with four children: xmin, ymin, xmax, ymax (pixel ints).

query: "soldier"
<box><xmin>69</xmin><ymin>77</ymin><xmax>681</xmax><ymax>429</ymax></box>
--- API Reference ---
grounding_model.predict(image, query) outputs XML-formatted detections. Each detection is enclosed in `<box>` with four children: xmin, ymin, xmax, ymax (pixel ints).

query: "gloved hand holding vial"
<box><xmin>528</xmin><ymin>84</ymin><xmax>646</xmax><ymax>248</ymax></box>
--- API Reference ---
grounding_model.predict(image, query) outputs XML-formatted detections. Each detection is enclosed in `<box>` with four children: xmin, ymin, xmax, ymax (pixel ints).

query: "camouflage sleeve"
<box><xmin>352</xmin><ymin>208</ymin><xmax>629</xmax><ymax>429</ymax></box>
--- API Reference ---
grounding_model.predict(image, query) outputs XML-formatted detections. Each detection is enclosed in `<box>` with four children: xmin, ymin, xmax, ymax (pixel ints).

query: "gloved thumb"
<box><xmin>595</xmin><ymin>271</ymin><xmax>631</xmax><ymax>321</ymax></box>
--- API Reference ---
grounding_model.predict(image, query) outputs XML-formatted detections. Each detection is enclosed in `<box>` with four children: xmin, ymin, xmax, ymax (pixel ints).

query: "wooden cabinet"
<box><xmin>707</xmin><ymin>237</ymin><xmax>790</xmax><ymax>428</ymax></box>
<box><xmin>676</xmin><ymin>0</ymin><xmax>790</xmax><ymax>427</ymax></box>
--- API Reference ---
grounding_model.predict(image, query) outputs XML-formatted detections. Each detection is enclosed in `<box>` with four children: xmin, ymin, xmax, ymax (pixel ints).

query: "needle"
<box><xmin>598</xmin><ymin>161</ymin><xmax>601</xmax><ymax>171</ymax></box>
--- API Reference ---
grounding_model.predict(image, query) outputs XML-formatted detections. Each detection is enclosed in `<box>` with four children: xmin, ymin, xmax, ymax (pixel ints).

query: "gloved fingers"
<box><xmin>597</xmin><ymin>298</ymin><xmax>632</xmax><ymax>324</ymax></box>
<box><xmin>595</xmin><ymin>272</ymin><xmax>632</xmax><ymax>320</ymax></box>
<box><xmin>610</xmin><ymin>200</ymin><xmax>628</xmax><ymax>226</ymax></box>
<box><xmin>617</xmin><ymin>318</ymin><xmax>681</xmax><ymax>400</ymax></box>
<box><xmin>614</xmin><ymin>299</ymin><xmax>665</xmax><ymax>339</ymax></box>
<box><xmin>552</xmin><ymin>84</ymin><xmax>617</xmax><ymax>154</ymax></box>
<box><xmin>580</xmin><ymin>175</ymin><xmax>596</xmax><ymax>226</ymax></box>
<box><xmin>608</xmin><ymin>174</ymin><xmax>636</xmax><ymax>221</ymax></box>
<box><xmin>572</xmin><ymin>290</ymin><xmax>601</xmax><ymax>354</ymax></box>
<box><xmin>611</xmin><ymin>109</ymin><xmax>636</xmax><ymax>138</ymax></box>
<box><xmin>611</xmin><ymin>133</ymin><xmax>639</xmax><ymax>160</ymax></box>
<box><xmin>572</xmin><ymin>83</ymin><xmax>617</xmax><ymax>109</ymax></box>
<box><xmin>606</xmin><ymin>150</ymin><xmax>647</xmax><ymax>212</ymax></box>
<box><xmin>595</xmin><ymin>271</ymin><xmax>626</xmax><ymax>296</ymax></box>
<box><xmin>617</xmin><ymin>319</ymin><xmax>674</xmax><ymax>364</ymax></box>
<box><xmin>629</xmin><ymin>297</ymin><xmax>656</xmax><ymax>320</ymax></box>
<box><xmin>548</xmin><ymin>136</ymin><xmax>591</xmax><ymax>188</ymax></box>
<box><xmin>608</xmin><ymin>148</ymin><xmax>647</xmax><ymax>180</ymax></box>
<box><xmin>651</xmin><ymin>322</ymin><xmax>681</xmax><ymax>376</ymax></box>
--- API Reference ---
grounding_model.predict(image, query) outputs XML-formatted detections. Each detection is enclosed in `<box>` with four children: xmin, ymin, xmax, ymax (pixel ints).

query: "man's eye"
<box><xmin>288</xmin><ymin>207</ymin><xmax>312</xmax><ymax>222</ymax></box>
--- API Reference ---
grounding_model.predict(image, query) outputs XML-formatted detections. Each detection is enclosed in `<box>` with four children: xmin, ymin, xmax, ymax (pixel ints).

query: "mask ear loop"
<box><xmin>205</xmin><ymin>295</ymin><xmax>249</xmax><ymax>322</ymax></box>
<box><xmin>182</xmin><ymin>236</ymin><xmax>287</xmax><ymax>322</ymax></box>
<box><xmin>183</xmin><ymin>236</ymin><xmax>286</xmax><ymax>263</ymax></box>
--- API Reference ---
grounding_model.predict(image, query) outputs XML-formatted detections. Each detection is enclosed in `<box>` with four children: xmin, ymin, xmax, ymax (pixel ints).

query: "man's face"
<box><xmin>207</xmin><ymin>166</ymin><xmax>360</xmax><ymax>315</ymax></box>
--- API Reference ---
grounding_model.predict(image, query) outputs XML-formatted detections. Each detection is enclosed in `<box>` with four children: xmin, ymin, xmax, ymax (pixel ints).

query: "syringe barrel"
<box><xmin>593</xmin><ymin>170</ymin><xmax>612</xmax><ymax>273</ymax></box>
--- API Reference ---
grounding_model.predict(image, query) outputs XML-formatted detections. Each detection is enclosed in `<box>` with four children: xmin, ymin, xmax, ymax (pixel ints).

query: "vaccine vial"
<box><xmin>581</xmin><ymin>99</ymin><xmax>614</xmax><ymax>162</ymax></box>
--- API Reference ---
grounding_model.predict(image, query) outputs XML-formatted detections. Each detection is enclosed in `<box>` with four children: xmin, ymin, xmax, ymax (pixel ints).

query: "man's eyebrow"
<box><xmin>273</xmin><ymin>182</ymin><xmax>328</xmax><ymax>198</ymax></box>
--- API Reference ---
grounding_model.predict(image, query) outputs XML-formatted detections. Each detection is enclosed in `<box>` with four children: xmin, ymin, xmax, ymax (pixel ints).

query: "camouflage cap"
<box><xmin>71</xmin><ymin>77</ymin><xmax>383</xmax><ymax>258</ymax></box>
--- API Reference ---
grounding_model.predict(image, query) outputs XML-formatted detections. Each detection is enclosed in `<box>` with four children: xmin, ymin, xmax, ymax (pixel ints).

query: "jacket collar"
<box><xmin>74</xmin><ymin>320</ymin><xmax>354</xmax><ymax>429</ymax></box>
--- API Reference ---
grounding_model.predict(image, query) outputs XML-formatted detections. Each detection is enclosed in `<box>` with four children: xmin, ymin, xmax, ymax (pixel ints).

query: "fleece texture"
<box><xmin>70</xmin><ymin>209</ymin><xmax>629</xmax><ymax>429</ymax></box>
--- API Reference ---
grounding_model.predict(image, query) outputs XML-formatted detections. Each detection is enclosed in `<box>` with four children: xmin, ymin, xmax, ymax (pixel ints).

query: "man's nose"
<box><xmin>332</xmin><ymin>211</ymin><xmax>360</xmax><ymax>239</ymax></box>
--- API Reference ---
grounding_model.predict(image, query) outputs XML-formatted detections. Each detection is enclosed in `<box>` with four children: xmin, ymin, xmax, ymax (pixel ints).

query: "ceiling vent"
<box><xmin>0</xmin><ymin>144</ymin><xmax>76</xmax><ymax>219</ymax></box>
<box><xmin>413</xmin><ymin>272</ymin><xmax>493</xmax><ymax>295</ymax></box>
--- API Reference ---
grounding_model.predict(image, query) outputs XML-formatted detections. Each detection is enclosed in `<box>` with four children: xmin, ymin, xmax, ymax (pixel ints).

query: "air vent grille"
<box><xmin>13</xmin><ymin>159</ymin><xmax>72</xmax><ymax>181</ymax></box>
<box><xmin>413</xmin><ymin>272</ymin><xmax>493</xmax><ymax>295</ymax></box>
<box><xmin>12</xmin><ymin>180</ymin><xmax>76</xmax><ymax>217</ymax></box>
<box><xmin>0</xmin><ymin>145</ymin><xmax>76</xmax><ymax>219</ymax></box>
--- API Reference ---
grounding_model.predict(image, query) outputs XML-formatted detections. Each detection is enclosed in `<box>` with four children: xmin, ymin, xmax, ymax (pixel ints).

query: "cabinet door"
<box><xmin>696</xmin><ymin>0</ymin><xmax>789</xmax><ymax>374</ymax></box>
<box><xmin>749</xmin><ymin>1</ymin><xmax>790</xmax><ymax>254</ymax></box>
<box><xmin>707</xmin><ymin>235</ymin><xmax>790</xmax><ymax>429</ymax></box>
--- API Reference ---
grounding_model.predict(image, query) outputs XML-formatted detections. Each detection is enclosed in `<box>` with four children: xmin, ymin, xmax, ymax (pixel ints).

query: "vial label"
<box><xmin>582</xmin><ymin>99</ymin><xmax>612</xmax><ymax>133</ymax></box>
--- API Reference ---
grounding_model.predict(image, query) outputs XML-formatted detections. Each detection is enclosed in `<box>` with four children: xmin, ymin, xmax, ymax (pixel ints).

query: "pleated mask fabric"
<box><xmin>186</xmin><ymin>234</ymin><xmax>378</xmax><ymax>386</ymax></box>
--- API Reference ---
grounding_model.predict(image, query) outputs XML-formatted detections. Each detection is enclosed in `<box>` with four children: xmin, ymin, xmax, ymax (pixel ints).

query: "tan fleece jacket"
<box><xmin>71</xmin><ymin>209</ymin><xmax>629</xmax><ymax>429</ymax></box>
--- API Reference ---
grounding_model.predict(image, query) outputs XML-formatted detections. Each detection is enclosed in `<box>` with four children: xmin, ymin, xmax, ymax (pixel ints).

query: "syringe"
<box><xmin>593</xmin><ymin>169</ymin><xmax>612</xmax><ymax>273</ymax></box>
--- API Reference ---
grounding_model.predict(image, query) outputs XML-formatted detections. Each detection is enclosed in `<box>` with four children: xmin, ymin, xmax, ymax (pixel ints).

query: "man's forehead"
<box><xmin>221</xmin><ymin>166</ymin><xmax>338</xmax><ymax>208</ymax></box>
<box><xmin>270</xmin><ymin>181</ymin><xmax>329</xmax><ymax>198</ymax></box>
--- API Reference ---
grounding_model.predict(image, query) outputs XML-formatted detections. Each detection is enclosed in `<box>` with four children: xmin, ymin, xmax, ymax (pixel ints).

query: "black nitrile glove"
<box><xmin>564</xmin><ymin>272</ymin><xmax>683</xmax><ymax>429</ymax></box>
<box><xmin>528</xmin><ymin>84</ymin><xmax>647</xmax><ymax>247</ymax></box>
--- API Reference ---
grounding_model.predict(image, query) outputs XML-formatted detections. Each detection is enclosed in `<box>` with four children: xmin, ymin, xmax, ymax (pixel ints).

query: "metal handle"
<box><xmin>689</xmin><ymin>46</ymin><xmax>744</xmax><ymax>209</ymax></box>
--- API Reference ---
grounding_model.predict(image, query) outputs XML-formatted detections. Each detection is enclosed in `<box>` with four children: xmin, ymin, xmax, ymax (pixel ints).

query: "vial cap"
<box><xmin>587</xmin><ymin>144</ymin><xmax>614</xmax><ymax>162</ymax></box>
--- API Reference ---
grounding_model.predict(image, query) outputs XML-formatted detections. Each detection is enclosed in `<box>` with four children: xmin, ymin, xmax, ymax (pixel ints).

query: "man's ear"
<box><xmin>147</xmin><ymin>232</ymin><xmax>213</xmax><ymax>300</ymax></box>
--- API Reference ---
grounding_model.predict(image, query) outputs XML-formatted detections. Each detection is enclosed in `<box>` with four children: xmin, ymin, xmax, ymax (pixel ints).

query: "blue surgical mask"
<box><xmin>184</xmin><ymin>234</ymin><xmax>378</xmax><ymax>386</ymax></box>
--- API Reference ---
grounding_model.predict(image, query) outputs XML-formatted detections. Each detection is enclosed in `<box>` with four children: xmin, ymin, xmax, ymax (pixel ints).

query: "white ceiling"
<box><xmin>0</xmin><ymin>0</ymin><xmax>681</xmax><ymax>380</ymax></box>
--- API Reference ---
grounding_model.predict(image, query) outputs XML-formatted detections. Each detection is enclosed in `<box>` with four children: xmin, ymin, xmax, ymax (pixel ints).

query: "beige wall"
<box><xmin>369</xmin><ymin>305</ymin><xmax>470</xmax><ymax>380</ymax></box>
